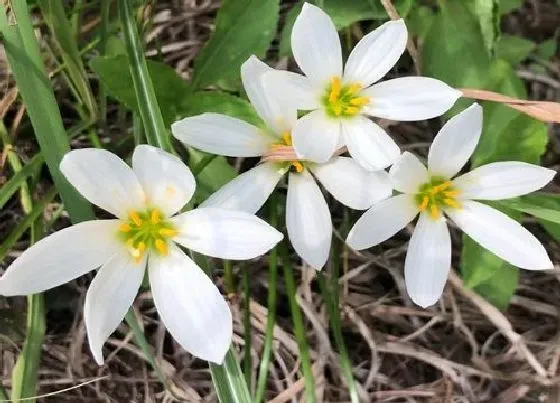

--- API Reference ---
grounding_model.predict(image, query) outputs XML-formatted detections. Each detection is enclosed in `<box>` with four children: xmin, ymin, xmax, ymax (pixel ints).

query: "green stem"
<box><xmin>280</xmin><ymin>242</ymin><xmax>316</xmax><ymax>403</ymax></box>
<box><xmin>118</xmin><ymin>0</ymin><xmax>171</xmax><ymax>151</ymax></box>
<box><xmin>242</xmin><ymin>265</ymin><xmax>252</xmax><ymax>391</ymax></box>
<box><xmin>254</xmin><ymin>196</ymin><xmax>279</xmax><ymax>403</ymax></box>
<box><xmin>223</xmin><ymin>260</ymin><xmax>235</xmax><ymax>294</ymax></box>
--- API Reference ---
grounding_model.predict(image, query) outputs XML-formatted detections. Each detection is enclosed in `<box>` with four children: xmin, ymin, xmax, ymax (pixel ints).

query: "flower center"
<box><xmin>269</xmin><ymin>131</ymin><xmax>304</xmax><ymax>173</ymax></box>
<box><xmin>322</xmin><ymin>77</ymin><xmax>369</xmax><ymax>118</ymax></box>
<box><xmin>117</xmin><ymin>209</ymin><xmax>177</xmax><ymax>263</ymax></box>
<box><xmin>415</xmin><ymin>178</ymin><xmax>461</xmax><ymax>220</ymax></box>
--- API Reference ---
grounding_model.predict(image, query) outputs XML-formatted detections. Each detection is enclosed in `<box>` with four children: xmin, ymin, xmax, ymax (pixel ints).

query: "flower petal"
<box><xmin>453</xmin><ymin>162</ymin><xmax>556</xmax><ymax>200</ymax></box>
<box><xmin>0</xmin><ymin>220</ymin><xmax>119</xmax><ymax>296</ymax></box>
<box><xmin>286</xmin><ymin>170</ymin><xmax>332</xmax><ymax>269</ymax></box>
<box><xmin>171</xmin><ymin>113</ymin><xmax>273</xmax><ymax>157</ymax></box>
<box><xmin>427</xmin><ymin>103</ymin><xmax>482</xmax><ymax>178</ymax></box>
<box><xmin>361</xmin><ymin>77</ymin><xmax>461</xmax><ymax>120</ymax></box>
<box><xmin>84</xmin><ymin>250</ymin><xmax>145</xmax><ymax>365</ymax></box>
<box><xmin>241</xmin><ymin>56</ymin><xmax>297</xmax><ymax>134</ymax></box>
<box><xmin>448</xmin><ymin>201</ymin><xmax>553</xmax><ymax>270</ymax></box>
<box><xmin>291</xmin><ymin>3</ymin><xmax>342</xmax><ymax>85</ymax></box>
<box><xmin>343</xmin><ymin>19</ymin><xmax>407</xmax><ymax>87</ymax></box>
<box><xmin>149</xmin><ymin>245</ymin><xmax>232</xmax><ymax>364</ymax></box>
<box><xmin>404</xmin><ymin>214</ymin><xmax>451</xmax><ymax>308</ymax></box>
<box><xmin>342</xmin><ymin>116</ymin><xmax>400</xmax><ymax>171</ymax></box>
<box><xmin>264</xmin><ymin>70</ymin><xmax>321</xmax><ymax>110</ymax></box>
<box><xmin>311</xmin><ymin>156</ymin><xmax>392</xmax><ymax>210</ymax></box>
<box><xmin>389</xmin><ymin>151</ymin><xmax>428</xmax><ymax>194</ymax></box>
<box><xmin>60</xmin><ymin>149</ymin><xmax>145</xmax><ymax>218</ymax></box>
<box><xmin>292</xmin><ymin>109</ymin><xmax>341</xmax><ymax>163</ymax></box>
<box><xmin>132</xmin><ymin>145</ymin><xmax>195</xmax><ymax>216</ymax></box>
<box><xmin>201</xmin><ymin>163</ymin><xmax>284</xmax><ymax>213</ymax></box>
<box><xmin>172</xmin><ymin>208</ymin><xmax>283</xmax><ymax>259</ymax></box>
<box><xmin>346</xmin><ymin>194</ymin><xmax>418</xmax><ymax>250</ymax></box>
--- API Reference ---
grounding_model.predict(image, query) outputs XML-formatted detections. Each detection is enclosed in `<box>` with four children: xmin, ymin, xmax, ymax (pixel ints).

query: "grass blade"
<box><xmin>279</xmin><ymin>241</ymin><xmax>317</xmax><ymax>403</ymax></box>
<box><xmin>210</xmin><ymin>350</ymin><xmax>252</xmax><ymax>403</ymax></box>
<box><xmin>0</xmin><ymin>154</ymin><xmax>43</xmax><ymax>211</ymax></box>
<box><xmin>118</xmin><ymin>0</ymin><xmax>171</xmax><ymax>151</ymax></box>
<box><xmin>242</xmin><ymin>265</ymin><xmax>252</xmax><ymax>391</ymax></box>
<box><xmin>0</xmin><ymin>0</ymin><xmax>94</xmax><ymax>224</ymax></box>
<box><xmin>254</xmin><ymin>196</ymin><xmax>279</xmax><ymax>403</ymax></box>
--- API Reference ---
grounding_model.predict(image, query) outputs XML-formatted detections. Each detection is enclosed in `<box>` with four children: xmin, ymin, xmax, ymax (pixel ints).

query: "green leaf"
<box><xmin>406</xmin><ymin>5</ymin><xmax>435</xmax><ymax>42</ymax></box>
<box><xmin>118</xmin><ymin>0</ymin><xmax>173</xmax><ymax>151</ymax></box>
<box><xmin>188</xmin><ymin>149</ymin><xmax>237</xmax><ymax>204</ymax></box>
<box><xmin>179</xmin><ymin>91</ymin><xmax>263</xmax><ymax>127</ymax></box>
<box><xmin>210</xmin><ymin>350</ymin><xmax>252</xmax><ymax>403</ymax></box>
<box><xmin>498</xmin><ymin>0</ymin><xmax>522</xmax><ymax>15</ymax></box>
<box><xmin>191</xmin><ymin>0</ymin><xmax>279</xmax><ymax>89</ymax></box>
<box><xmin>279</xmin><ymin>1</ymin><xmax>304</xmax><ymax>57</ymax></box>
<box><xmin>0</xmin><ymin>1</ymin><xmax>94</xmax><ymax>223</ymax></box>
<box><xmin>466</xmin><ymin>0</ymin><xmax>499</xmax><ymax>52</ymax></box>
<box><xmin>496</xmin><ymin>193</ymin><xmax>560</xmax><ymax>226</ymax></box>
<box><xmin>90</xmin><ymin>55</ymin><xmax>192</xmax><ymax>126</ymax></box>
<box><xmin>37</xmin><ymin>0</ymin><xmax>98</xmax><ymax>118</ymax></box>
<box><xmin>536</xmin><ymin>39</ymin><xmax>558</xmax><ymax>60</ymax></box>
<box><xmin>495</xmin><ymin>34</ymin><xmax>536</xmax><ymax>65</ymax></box>
<box><xmin>0</xmin><ymin>154</ymin><xmax>43</xmax><ymax>211</ymax></box>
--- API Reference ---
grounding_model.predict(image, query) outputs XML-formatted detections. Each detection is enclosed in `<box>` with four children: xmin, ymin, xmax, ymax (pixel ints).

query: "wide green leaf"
<box><xmin>191</xmin><ymin>0</ymin><xmax>279</xmax><ymax>89</ymax></box>
<box><xmin>495</xmin><ymin>34</ymin><xmax>536</xmax><ymax>66</ymax></box>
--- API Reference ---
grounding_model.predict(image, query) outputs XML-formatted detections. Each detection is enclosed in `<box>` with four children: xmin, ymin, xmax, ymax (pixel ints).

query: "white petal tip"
<box><xmin>92</xmin><ymin>351</ymin><xmax>105</xmax><ymax>366</ymax></box>
<box><xmin>411</xmin><ymin>295</ymin><xmax>439</xmax><ymax>309</ymax></box>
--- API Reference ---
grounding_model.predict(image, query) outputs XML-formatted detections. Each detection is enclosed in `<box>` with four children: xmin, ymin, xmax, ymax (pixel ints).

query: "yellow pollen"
<box><xmin>291</xmin><ymin>161</ymin><xmax>304</xmax><ymax>173</ymax></box>
<box><xmin>443</xmin><ymin>190</ymin><xmax>460</xmax><ymax>197</ymax></box>
<box><xmin>129</xmin><ymin>211</ymin><xmax>143</xmax><ymax>226</ymax></box>
<box><xmin>281</xmin><ymin>130</ymin><xmax>293</xmax><ymax>146</ymax></box>
<box><xmin>347</xmin><ymin>83</ymin><xmax>362</xmax><ymax>94</ymax></box>
<box><xmin>150</xmin><ymin>209</ymin><xmax>160</xmax><ymax>224</ymax></box>
<box><xmin>332</xmin><ymin>104</ymin><xmax>343</xmax><ymax>116</ymax></box>
<box><xmin>443</xmin><ymin>198</ymin><xmax>461</xmax><ymax>209</ymax></box>
<box><xmin>159</xmin><ymin>228</ymin><xmax>177</xmax><ymax>237</ymax></box>
<box><xmin>119</xmin><ymin>223</ymin><xmax>131</xmax><ymax>233</ymax></box>
<box><xmin>349</xmin><ymin>97</ymin><xmax>369</xmax><ymax>106</ymax></box>
<box><xmin>419</xmin><ymin>195</ymin><xmax>429</xmax><ymax>212</ymax></box>
<box><xmin>430</xmin><ymin>181</ymin><xmax>452</xmax><ymax>194</ymax></box>
<box><xmin>430</xmin><ymin>205</ymin><xmax>440</xmax><ymax>219</ymax></box>
<box><xmin>344</xmin><ymin>106</ymin><xmax>359</xmax><ymax>115</ymax></box>
<box><xmin>155</xmin><ymin>239</ymin><xmax>168</xmax><ymax>256</ymax></box>
<box><xmin>329</xmin><ymin>77</ymin><xmax>341</xmax><ymax>103</ymax></box>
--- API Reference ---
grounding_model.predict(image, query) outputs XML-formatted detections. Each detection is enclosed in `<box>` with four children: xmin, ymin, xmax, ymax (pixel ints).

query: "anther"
<box><xmin>347</xmin><ymin>83</ymin><xmax>362</xmax><ymax>94</ymax></box>
<box><xmin>119</xmin><ymin>223</ymin><xmax>131</xmax><ymax>232</ymax></box>
<box><xmin>344</xmin><ymin>106</ymin><xmax>359</xmax><ymax>115</ymax></box>
<box><xmin>444</xmin><ymin>198</ymin><xmax>461</xmax><ymax>209</ymax></box>
<box><xmin>292</xmin><ymin>161</ymin><xmax>304</xmax><ymax>173</ymax></box>
<box><xmin>281</xmin><ymin>131</ymin><xmax>292</xmax><ymax>146</ymax></box>
<box><xmin>349</xmin><ymin>97</ymin><xmax>369</xmax><ymax>107</ymax></box>
<box><xmin>129</xmin><ymin>211</ymin><xmax>143</xmax><ymax>226</ymax></box>
<box><xmin>430</xmin><ymin>205</ymin><xmax>440</xmax><ymax>219</ymax></box>
<box><xmin>159</xmin><ymin>228</ymin><xmax>177</xmax><ymax>237</ymax></box>
<box><xmin>150</xmin><ymin>209</ymin><xmax>160</xmax><ymax>224</ymax></box>
<box><xmin>329</xmin><ymin>77</ymin><xmax>341</xmax><ymax>103</ymax></box>
<box><xmin>443</xmin><ymin>190</ymin><xmax>460</xmax><ymax>197</ymax></box>
<box><xmin>419</xmin><ymin>196</ymin><xmax>429</xmax><ymax>211</ymax></box>
<box><xmin>155</xmin><ymin>239</ymin><xmax>168</xmax><ymax>256</ymax></box>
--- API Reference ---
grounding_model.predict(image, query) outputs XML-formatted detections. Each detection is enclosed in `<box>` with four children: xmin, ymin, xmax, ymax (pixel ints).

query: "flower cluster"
<box><xmin>0</xmin><ymin>2</ymin><xmax>555</xmax><ymax>367</ymax></box>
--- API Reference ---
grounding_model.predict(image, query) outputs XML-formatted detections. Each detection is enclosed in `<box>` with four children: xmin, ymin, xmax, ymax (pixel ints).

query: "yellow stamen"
<box><xmin>430</xmin><ymin>181</ymin><xmax>452</xmax><ymax>194</ymax></box>
<box><xmin>430</xmin><ymin>205</ymin><xmax>440</xmax><ymax>219</ymax></box>
<box><xmin>443</xmin><ymin>190</ymin><xmax>460</xmax><ymax>197</ymax></box>
<box><xmin>129</xmin><ymin>211</ymin><xmax>142</xmax><ymax>226</ymax></box>
<box><xmin>291</xmin><ymin>161</ymin><xmax>304</xmax><ymax>173</ymax></box>
<box><xmin>159</xmin><ymin>228</ymin><xmax>177</xmax><ymax>237</ymax></box>
<box><xmin>347</xmin><ymin>83</ymin><xmax>362</xmax><ymax>94</ymax></box>
<box><xmin>329</xmin><ymin>77</ymin><xmax>341</xmax><ymax>103</ymax></box>
<box><xmin>281</xmin><ymin>130</ymin><xmax>292</xmax><ymax>146</ymax></box>
<box><xmin>119</xmin><ymin>223</ymin><xmax>131</xmax><ymax>233</ymax></box>
<box><xmin>349</xmin><ymin>96</ymin><xmax>369</xmax><ymax>107</ymax></box>
<box><xmin>155</xmin><ymin>239</ymin><xmax>168</xmax><ymax>256</ymax></box>
<box><xmin>344</xmin><ymin>106</ymin><xmax>359</xmax><ymax>115</ymax></box>
<box><xmin>418</xmin><ymin>195</ymin><xmax>429</xmax><ymax>211</ymax></box>
<box><xmin>443</xmin><ymin>198</ymin><xmax>461</xmax><ymax>209</ymax></box>
<box><xmin>150</xmin><ymin>209</ymin><xmax>160</xmax><ymax>224</ymax></box>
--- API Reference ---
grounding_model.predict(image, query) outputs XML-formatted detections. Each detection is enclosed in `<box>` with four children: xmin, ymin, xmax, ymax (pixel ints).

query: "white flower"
<box><xmin>0</xmin><ymin>145</ymin><xmax>282</xmax><ymax>365</ymax></box>
<box><xmin>264</xmin><ymin>2</ymin><xmax>461</xmax><ymax>170</ymax></box>
<box><xmin>172</xmin><ymin>56</ymin><xmax>392</xmax><ymax>269</ymax></box>
<box><xmin>347</xmin><ymin>103</ymin><xmax>555</xmax><ymax>307</ymax></box>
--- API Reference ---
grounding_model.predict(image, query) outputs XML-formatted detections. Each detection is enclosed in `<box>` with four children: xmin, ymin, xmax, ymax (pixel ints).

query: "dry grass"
<box><xmin>1</xmin><ymin>0</ymin><xmax>560</xmax><ymax>402</ymax></box>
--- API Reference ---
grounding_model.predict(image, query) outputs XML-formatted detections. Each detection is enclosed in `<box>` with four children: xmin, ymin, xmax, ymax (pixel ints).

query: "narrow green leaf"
<box><xmin>0</xmin><ymin>0</ymin><xmax>94</xmax><ymax>223</ymax></box>
<box><xmin>37</xmin><ymin>0</ymin><xmax>98</xmax><ymax>118</ymax></box>
<box><xmin>0</xmin><ymin>154</ymin><xmax>44</xmax><ymax>211</ymax></box>
<box><xmin>280</xmin><ymin>241</ymin><xmax>316</xmax><ymax>403</ymax></box>
<box><xmin>255</xmin><ymin>196</ymin><xmax>279</xmax><ymax>403</ymax></box>
<box><xmin>496</xmin><ymin>194</ymin><xmax>560</xmax><ymax>225</ymax></box>
<box><xmin>210</xmin><ymin>350</ymin><xmax>252</xmax><ymax>403</ymax></box>
<box><xmin>466</xmin><ymin>0</ymin><xmax>499</xmax><ymax>52</ymax></box>
<box><xmin>118</xmin><ymin>0</ymin><xmax>171</xmax><ymax>151</ymax></box>
<box><xmin>191</xmin><ymin>0</ymin><xmax>280</xmax><ymax>89</ymax></box>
